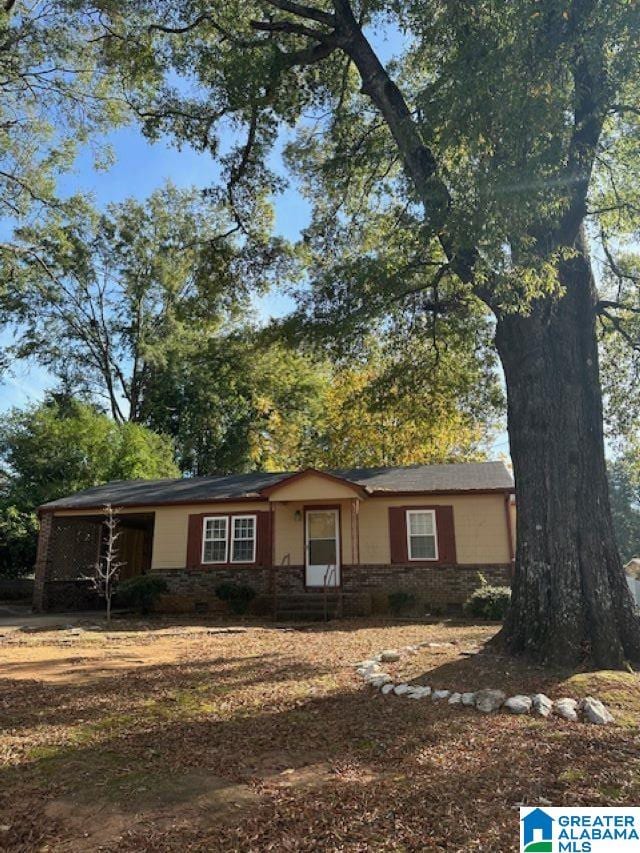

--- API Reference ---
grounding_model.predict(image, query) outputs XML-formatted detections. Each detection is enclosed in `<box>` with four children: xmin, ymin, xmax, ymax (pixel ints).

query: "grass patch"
<box><xmin>564</xmin><ymin>670</ymin><xmax>640</xmax><ymax>728</ymax></box>
<box><xmin>557</xmin><ymin>768</ymin><xmax>587</xmax><ymax>784</ymax></box>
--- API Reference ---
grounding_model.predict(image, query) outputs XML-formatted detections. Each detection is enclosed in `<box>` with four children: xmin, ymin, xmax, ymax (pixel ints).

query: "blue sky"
<box><xmin>0</xmin><ymin>23</ymin><xmax>404</xmax><ymax>413</ymax></box>
<box><xmin>0</xmin><ymin>125</ymin><xmax>309</xmax><ymax>410</ymax></box>
<box><xmin>0</xmin><ymin>24</ymin><xmax>511</xmax><ymax>458</ymax></box>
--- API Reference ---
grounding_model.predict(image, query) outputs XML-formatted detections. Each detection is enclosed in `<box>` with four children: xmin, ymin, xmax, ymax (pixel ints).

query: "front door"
<box><xmin>305</xmin><ymin>509</ymin><xmax>340</xmax><ymax>587</ymax></box>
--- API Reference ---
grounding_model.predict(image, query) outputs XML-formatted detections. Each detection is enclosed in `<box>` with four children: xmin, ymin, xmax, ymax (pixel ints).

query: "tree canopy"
<box><xmin>0</xmin><ymin>1</ymin><xmax>124</xmax><ymax>252</ymax></box>
<box><xmin>0</xmin><ymin>396</ymin><xmax>179</xmax><ymax>576</ymax></box>
<box><xmin>79</xmin><ymin>0</ymin><xmax>640</xmax><ymax>666</ymax></box>
<box><xmin>1</xmin><ymin>182</ymin><xmax>291</xmax><ymax>421</ymax></box>
<box><xmin>0</xmin><ymin>396</ymin><xmax>179</xmax><ymax>512</ymax></box>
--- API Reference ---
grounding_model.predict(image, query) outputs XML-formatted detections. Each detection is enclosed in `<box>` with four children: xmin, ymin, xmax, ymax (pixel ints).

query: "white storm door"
<box><xmin>305</xmin><ymin>509</ymin><xmax>340</xmax><ymax>587</ymax></box>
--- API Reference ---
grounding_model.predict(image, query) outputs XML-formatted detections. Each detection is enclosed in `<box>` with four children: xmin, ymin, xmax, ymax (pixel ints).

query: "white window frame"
<box><xmin>406</xmin><ymin>509</ymin><xmax>439</xmax><ymax>562</ymax></box>
<box><xmin>230</xmin><ymin>514</ymin><xmax>257</xmax><ymax>564</ymax></box>
<box><xmin>202</xmin><ymin>516</ymin><xmax>229</xmax><ymax>564</ymax></box>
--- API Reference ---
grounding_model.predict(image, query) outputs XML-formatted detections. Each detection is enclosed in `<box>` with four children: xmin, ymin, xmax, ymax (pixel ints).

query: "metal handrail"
<box><xmin>323</xmin><ymin>564</ymin><xmax>337</xmax><ymax>621</ymax></box>
<box><xmin>273</xmin><ymin>553</ymin><xmax>290</xmax><ymax>619</ymax></box>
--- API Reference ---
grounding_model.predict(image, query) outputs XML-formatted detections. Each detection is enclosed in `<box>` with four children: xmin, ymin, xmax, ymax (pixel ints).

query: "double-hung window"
<box><xmin>202</xmin><ymin>517</ymin><xmax>228</xmax><ymax>564</ymax></box>
<box><xmin>231</xmin><ymin>515</ymin><xmax>256</xmax><ymax>563</ymax></box>
<box><xmin>201</xmin><ymin>514</ymin><xmax>257</xmax><ymax>564</ymax></box>
<box><xmin>406</xmin><ymin>510</ymin><xmax>438</xmax><ymax>561</ymax></box>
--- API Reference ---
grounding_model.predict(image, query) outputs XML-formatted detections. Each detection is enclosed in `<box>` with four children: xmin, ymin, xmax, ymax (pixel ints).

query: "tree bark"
<box><xmin>496</xmin><ymin>230</ymin><xmax>640</xmax><ymax>668</ymax></box>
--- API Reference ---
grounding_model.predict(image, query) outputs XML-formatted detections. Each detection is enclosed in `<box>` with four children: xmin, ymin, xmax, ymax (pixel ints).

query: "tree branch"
<box><xmin>249</xmin><ymin>19</ymin><xmax>335</xmax><ymax>42</ymax></box>
<box><xmin>148</xmin><ymin>14</ymin><xmax>212</xmax><ymax>35</ymax></box>
<box><xmin>263</xmin><ymin>0</ymin><xmax>336</xmax><ymax>26</ymax></box>
<box><xmin>600</xmin><ymin>308</ymin><xmax>640</xmax><ymax>352</ymax></box>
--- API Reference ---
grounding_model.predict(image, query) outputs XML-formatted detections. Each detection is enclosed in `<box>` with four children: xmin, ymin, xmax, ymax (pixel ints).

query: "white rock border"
<box><xmin>353</xmin><ymin>646</ymin><xmax>615</xmax><ymax>725</ymax></box>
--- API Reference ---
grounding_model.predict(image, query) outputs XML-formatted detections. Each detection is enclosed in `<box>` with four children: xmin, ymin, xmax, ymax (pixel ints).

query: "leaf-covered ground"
<box><xmin>0</xmin><ymin>617</ymin><xmax>639</xmax><ymax>851</ymax></box>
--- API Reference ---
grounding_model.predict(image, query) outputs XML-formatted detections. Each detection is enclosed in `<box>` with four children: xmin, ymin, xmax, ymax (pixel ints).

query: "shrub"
<box><xmin>115</xmin><ymin>575</ymin><xmax>168</xmax><ymax>614</ymax></box>
<box><xmin>0</xmin><ymin>506</ymin><xmax>38</xmax><ymax>578</ymax></box>
<box><xmin>464</xmin><ymin>583</ymin><xmax>511</xmax><ymax>621</ymax></box>
<box><xmin>215</xmin><ymin>582</ymin><xmax>256</xmax><ymax>615</ymax></box>
<box><xmin>388</xmin><ymin>590</ymin><xmax>414</xmax><ymax>615</ymax></box>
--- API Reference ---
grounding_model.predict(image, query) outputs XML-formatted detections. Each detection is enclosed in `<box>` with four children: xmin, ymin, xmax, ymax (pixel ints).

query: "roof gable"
<box><xmin>261</xmin><ymin>468</ymin><xmax>367</xmax><ymax>501</ymax></box>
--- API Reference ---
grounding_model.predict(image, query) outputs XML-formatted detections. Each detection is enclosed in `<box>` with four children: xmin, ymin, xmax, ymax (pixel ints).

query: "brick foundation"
<box><xmin>150</xmin><ymin>562</ymin><xmax>512</xmax><ymax>616</ymax></box>
<box><xmin>342</xmin><ymin>563</ymin><xmax>512</xmax><ymax>608</ymax></box>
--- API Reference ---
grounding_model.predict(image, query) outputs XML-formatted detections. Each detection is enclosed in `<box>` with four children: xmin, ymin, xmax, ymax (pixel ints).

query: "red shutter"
<box><xmin>186</xmin><ymin>513</ymin><xmax>204</xmax><ymax>568</ymax></box>
<box><xmin>256</xmin><ymin>510</ymin><xmax>272</xmax><ymax>566</ymax></box>
<box><xmin>389</xmin><ymin>507</ymin><xmax>408</xmax><ymax>563</ymax></box>
<box><xmin>435</xmin><ymin>506</ymin><xmax>457</xmax><ymax>565</ymax></box>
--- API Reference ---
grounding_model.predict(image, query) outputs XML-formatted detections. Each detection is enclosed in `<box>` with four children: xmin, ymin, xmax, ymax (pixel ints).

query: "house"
<box><xmin>33</xmin><ymin>461</ymin><xmax>515</xmax><ymax>616</ymax></box>
<box><xmin>521</xmin><ymin>807</ymin><xmax>554</xmax><ymax>850</ymax></box>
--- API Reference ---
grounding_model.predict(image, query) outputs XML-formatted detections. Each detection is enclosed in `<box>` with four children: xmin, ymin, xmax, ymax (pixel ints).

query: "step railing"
<box><xmin>323</xmin><ymin>564</ymin><xmax>341</xmax><ymax>622</ymax></box>
<box><xmin>273</xmin><ymin>553</ymin><xmax>290</xmax><ymax>619</ymax></box>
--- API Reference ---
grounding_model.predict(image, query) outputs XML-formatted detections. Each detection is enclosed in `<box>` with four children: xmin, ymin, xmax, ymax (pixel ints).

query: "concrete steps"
<box><xmin>274</xmin><ymin>592</ymin><xmax>343</xmax><ymax>621</ymax></box>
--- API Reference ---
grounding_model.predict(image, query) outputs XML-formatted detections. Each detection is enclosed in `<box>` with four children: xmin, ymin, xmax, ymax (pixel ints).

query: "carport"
<box><xmin>33</xmin><ymin>512</ymin><xmax>155</xmax><ymax>611</ymax></box>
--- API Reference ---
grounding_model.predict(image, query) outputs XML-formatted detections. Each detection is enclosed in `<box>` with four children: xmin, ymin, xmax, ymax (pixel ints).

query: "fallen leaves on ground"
<box><xmin>0</xmin><ymin>617</ymin><xmax>638</xmax><ymax>851</ymax></box>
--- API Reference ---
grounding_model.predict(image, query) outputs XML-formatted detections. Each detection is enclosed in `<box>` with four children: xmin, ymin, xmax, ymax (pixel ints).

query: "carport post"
<box><xmin>32</xmin><ymin>511</ymin><xmax>53</xmax><ymax>612</ymax></box>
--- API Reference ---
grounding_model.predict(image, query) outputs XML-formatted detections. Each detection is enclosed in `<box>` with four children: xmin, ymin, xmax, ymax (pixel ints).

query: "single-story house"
<box><xmin>34</xmin><ymin>461</ymin><xmax>516</xmax><ymax>616</ymax></box>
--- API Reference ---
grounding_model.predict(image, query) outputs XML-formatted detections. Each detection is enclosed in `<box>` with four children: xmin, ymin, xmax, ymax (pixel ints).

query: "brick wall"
<box><xmin>32</xmin><ymin>512</ymin><xmax>52</xmax><ymax>611</ymax></box>
<box><xmin>150</xmin><ymin>562</ymin><xmax>511</xmax><ymax>614</ymax></box>
<box><xmin>155</xmin><ymin>565</ymin><xmax>273</xmax><ymax>596</ymax></box>
<box><xmin>342</xmin><ymin>563</ymin><xmax>512</xmax><ymax>608</ymax></box>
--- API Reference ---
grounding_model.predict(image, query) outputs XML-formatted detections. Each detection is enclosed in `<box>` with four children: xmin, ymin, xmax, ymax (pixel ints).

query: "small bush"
<box><xmin>215</xmin><ymin>582</ymin><xmax>256</xmax><ymax>615</ymax></box>
<box><xmin>115</xmin><ymin>575</ymin><xmax>168</xmax><ymax>614</ymax></box>
<box><xmin>464</xmin><ymin>583</ymin><xmax>511</xmax><ymax>621</ymax></box>
<box><xmin>0</xmin><ymin>507</ymin><xmax>38</xmax><ymax>578</ymax></box>
<box><xmin>388</xmin><ymin>590</ymin><xmax>414</xmax><ymax>615</ymax></box>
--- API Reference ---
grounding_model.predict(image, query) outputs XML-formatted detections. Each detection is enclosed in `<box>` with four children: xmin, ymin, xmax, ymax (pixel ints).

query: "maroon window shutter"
<box><xmin>186</xmin><ymin>513</ymin><xmax>204</xmax><ymax>568</ymax></box>
<box><xmin>435</xmin><ymin>506</ymin><xmax>457</xmax><ymax>565</ymax></box>
<box><xmin>389</xmin><ymin>507</ymin><xmax>408</xmax><ymax>563</ymax></box>
<box><xmin>256</xmin><ymin>511</ymin><xmax>272</xmax><ymax>566</ymax></box>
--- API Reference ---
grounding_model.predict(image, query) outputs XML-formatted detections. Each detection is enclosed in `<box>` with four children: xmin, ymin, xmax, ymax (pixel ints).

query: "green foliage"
<box><xmin>1</xmin><ymin>184</ymin><xmax>291</xmax><ymax>424</ymax></box>
<box><xmin>464</xmin><ymin>583</ymin><xmax>512</xmax><ymax>621</ymax></box>
<box><xmin>0</xmin><ymin>506</ymin><xmax>38</xmax><ymax>578</ymax></box>
<box><xmin>608</xmin><ymin>456</ymin><xmax>640</xmax><ymax>564</ymax></box>
<box><xmin>115</xmin><ymin>575</ymin><xmax>168</xmax><ymax>614</ymax></box>
<box><xmin>0</xmin><ymin>397</ymin><xmax>179</xmax><ymax>512</ymax></box>
<box><xmin>0</xmin><ymin>1</ymin><xmax>124</xmax><ymax>229</ymax></box>
<box><xmin>302</xmin><ymin>338</ymin><xmax>500</xmax><ymax>468</ymax></box>
<box><xmin>388</xmin><ymin>590</ymin><xmax>414</xmax><ymax>616</ymax></box>
<box><xmin>215</xmin><ymin>582</ymin><xmax>257</xmax><ymax>615</ymax></box>
<box><xmin>141</xmin><ymin>333</ymin><xmax>329</xmax><ymax>475</ymax></box>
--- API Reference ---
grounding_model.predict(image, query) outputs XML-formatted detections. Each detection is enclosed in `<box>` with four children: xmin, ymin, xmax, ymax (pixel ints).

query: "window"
<box><xmin>231</xmin><ymin>515</ymin><xmax>256</xmax><ymax>563</ymax></box>
<box><xmin>406</xmin><ymin>510</ymin><xmax>438</xmax><ymax>561</ymax></box>
<box><xmin>200</xmin><ymin>514</ymin><xmax>257</xmax><ymax>564</ymax></box>
<box><xmin>202</xmin><ymin>516</ymin><xmax>228</xmax><ymax>564</ymax></box>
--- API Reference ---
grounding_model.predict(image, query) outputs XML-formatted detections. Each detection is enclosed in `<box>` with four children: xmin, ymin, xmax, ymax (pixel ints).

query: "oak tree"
<box><xmin>87</xmin><ymin>0</ymin><xmax>640</xmax><ymax>666</ymax></box>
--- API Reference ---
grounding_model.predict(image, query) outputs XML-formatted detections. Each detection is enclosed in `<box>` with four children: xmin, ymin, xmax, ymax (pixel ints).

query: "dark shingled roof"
<box><xmin>40</xmin><ymin>461</ymin><xmax>514</xmax><ymax>511</ymax></box>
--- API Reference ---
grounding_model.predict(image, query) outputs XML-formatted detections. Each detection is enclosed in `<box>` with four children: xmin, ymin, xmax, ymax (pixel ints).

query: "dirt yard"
<box><xmin>0</xmin><ymin>616</ymin><xmax>639</xmax><ymax>851</ymax></box>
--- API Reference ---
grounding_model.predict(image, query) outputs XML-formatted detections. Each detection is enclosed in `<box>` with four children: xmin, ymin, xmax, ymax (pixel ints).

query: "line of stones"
<box><xmin>354</xmin><ymin>646</ymin><xmax>614</xmax><ymax>725</ymax></box>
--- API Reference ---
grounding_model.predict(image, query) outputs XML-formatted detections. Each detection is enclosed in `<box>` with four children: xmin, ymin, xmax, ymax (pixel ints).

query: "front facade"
<box><xmin>34</xmin><ymin>462</ymin><xmax>516</xmax><ymax>615</ymax></box>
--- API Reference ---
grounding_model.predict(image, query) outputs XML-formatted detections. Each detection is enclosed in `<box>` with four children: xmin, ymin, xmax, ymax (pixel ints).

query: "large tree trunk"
<box><xmin>495</xmin><ymin>231</ymin><xmax>640</xmax><ymax>668</ymax></box>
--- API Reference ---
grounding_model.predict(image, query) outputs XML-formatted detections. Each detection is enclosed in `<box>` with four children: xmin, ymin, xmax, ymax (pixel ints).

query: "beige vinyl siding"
<box><xmin>51</xmin><ymin>491</ymin><xmax>512</xmax><ymax>569</ymax></box>
<box><xmin>50</xmin><ymin>502</ymin><xmax>268</xmax><ymax>570</ymax></box>
<box><xmin>151</xmin><ymin>502</ymin><xmax>267</xmax><ymax>569</ymax></box>
<box><xmin>273</xmin><ymin>500</ymin><xmax>355</xmax><ymax>566</ymax></box>
<box><xmin>266</xmin><ymin>473</ymin><xmax>361</xmax><ymax>502</ymax></box>
<box><xmin>357</xmin><ymin>494</ymin><xmax>511</xmax><ymax>565</ymax></box>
